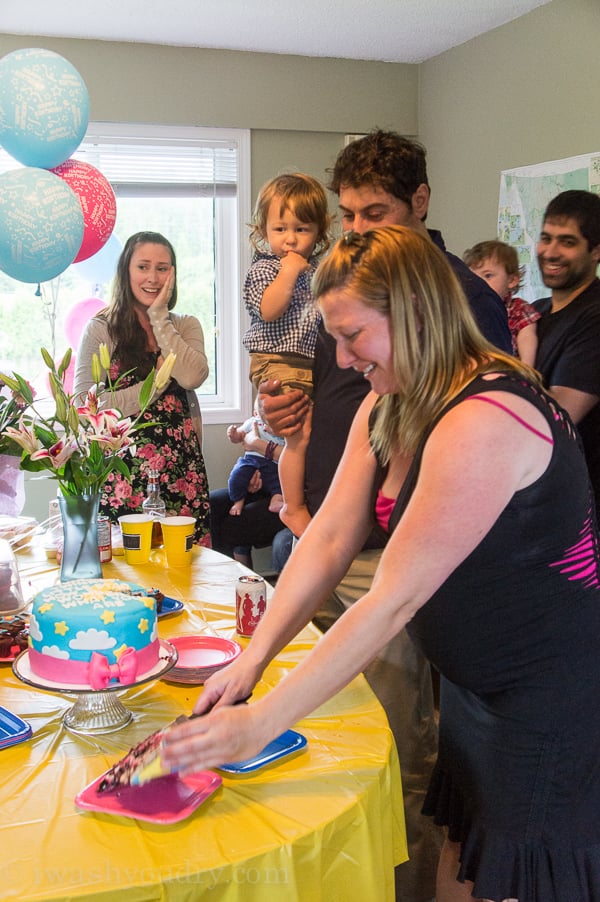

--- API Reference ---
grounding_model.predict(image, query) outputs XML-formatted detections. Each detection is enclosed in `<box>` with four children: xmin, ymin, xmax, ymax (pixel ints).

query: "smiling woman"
<box><xmin>74</xmin><ymin>232</ymin><xmax>212</xmax><ymax>545</ymax></box>
<box><xmin>162</xmin><ymin>226</ymin><xmax>600</xmax><ymax>902</ymax></box>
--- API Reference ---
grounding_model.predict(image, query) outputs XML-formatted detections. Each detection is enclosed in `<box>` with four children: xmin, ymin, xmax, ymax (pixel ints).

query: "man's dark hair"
<box><xmin>328</xmin><ymin>130</ymin><xmax>429</xmax><ymax>205</ymax></box>
<box><xmin>544</xmin><ymin>190</ymin><xmax>600</xmax><ymax>251</ymax></box>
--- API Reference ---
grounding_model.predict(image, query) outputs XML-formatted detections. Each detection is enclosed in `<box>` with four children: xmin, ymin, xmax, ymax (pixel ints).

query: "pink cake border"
<box><xmin>29</xmin><ymin>639</ymin><xmax>160</xmax><ymax>687</ymax></box>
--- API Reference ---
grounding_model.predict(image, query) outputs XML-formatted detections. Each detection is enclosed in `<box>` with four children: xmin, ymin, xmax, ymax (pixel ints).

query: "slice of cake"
<box><xmin>29</xmin><ymin>578</ymin><xmax>160</xmax><ymax>686</ymax></box>
<box><xmin>98</xmin><ymin>714</ymin><xmax>190</xmax><ymax>793</ymax></box>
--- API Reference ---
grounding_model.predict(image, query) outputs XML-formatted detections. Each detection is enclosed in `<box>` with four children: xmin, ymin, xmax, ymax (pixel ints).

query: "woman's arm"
<box><xmin>147</xmin><ymin>309</ymin><xmax>209</xmax><ymax>389</ymax></box>
<box><xmin>162</xmin><ymin>391</ymin><xmax>553</xmax><ymax>771</ymax></box>
<box><xmin>73</xmin><ymin>319</ymin><xmax>158</xmax><ymax>418</ymax></box>
<box><xmin>242</xmin><ymin>428</ymin><xmax>284</xmax><ymax>463</ymax></box>
<box><xmin>187</xmin><ymin>392</ymin><xmax>379</xmax><ymax>711</ymax></box>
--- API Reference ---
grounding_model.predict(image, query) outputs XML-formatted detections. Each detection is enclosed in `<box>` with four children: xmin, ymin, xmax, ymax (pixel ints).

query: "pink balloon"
<box><xmin>64</xmin><ymin>297</ymin><xmax>107</xmax><ymax>348</ymax></box>
<box><xmin>50</xmin><ymin>160</ymin><xmax>116</xmax><ymax>263</ymax></box>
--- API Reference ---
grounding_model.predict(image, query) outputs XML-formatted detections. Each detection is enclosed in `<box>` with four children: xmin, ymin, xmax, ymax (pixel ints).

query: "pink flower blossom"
<box><xmin>4</xmin><ymin>417</ymin><xmax>39</xmax><ymax>454</ymax></box>
<box><xmin>31</xmin><ymin>439</ymin><xmax>77</xmax><ymax>469</ymax></box>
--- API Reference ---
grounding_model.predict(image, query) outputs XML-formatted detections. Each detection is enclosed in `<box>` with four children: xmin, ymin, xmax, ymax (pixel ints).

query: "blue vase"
<box><xmin>58</xmin><ymin>492</ymin><xmax>101</xmax><ymax>582</ymax></box>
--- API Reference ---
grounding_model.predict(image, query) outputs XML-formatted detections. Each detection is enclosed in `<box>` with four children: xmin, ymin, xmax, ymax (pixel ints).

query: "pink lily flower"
<box><xmin>93</xmin><ymin>417</ymin><xmax>135</xmax><ymax>452</ymax></box>
<box><xmin>3</xmin><ymin>417</ymin><xmax>40</xmax><ymax>454</ymax></box>
<box><xmin>31</xmin><ymin>439</ymin><xmax>77</xmax><ymax>469</ymax></box>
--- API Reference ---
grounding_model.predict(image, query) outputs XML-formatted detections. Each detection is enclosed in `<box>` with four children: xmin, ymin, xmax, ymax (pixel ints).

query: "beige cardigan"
<box><xmin>73</xmin><ymin>308</ymin><xmax>208</xmax><ymax>447</ymax></box>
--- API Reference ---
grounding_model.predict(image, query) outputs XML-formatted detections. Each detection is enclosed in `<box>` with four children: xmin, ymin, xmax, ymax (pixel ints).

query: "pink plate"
<box><xmin>167</xmin><ymin>635</ymin><xmax>242</xmax><ymax>669</ymax></box>
<box><xmin>75</xmin><ymin>770</ymin><xmax>222</xmax><ymax>824</ymax></box>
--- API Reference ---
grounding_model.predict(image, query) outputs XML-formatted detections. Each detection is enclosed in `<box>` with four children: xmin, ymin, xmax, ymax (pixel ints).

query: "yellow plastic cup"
<box><xmin>118</xmin><ymin>514</ymin><xmax>153</xmax><ymax>565</ymax></box>
<box><xmin>161</xmin><ymin>516</ymin><xmax>196</xmax><ymax>567</ymax></box>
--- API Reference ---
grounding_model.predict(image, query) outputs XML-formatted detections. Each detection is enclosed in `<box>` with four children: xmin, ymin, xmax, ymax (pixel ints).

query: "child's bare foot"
<box><xmin>269</xmin><ymin>493</ymin><xmax>284</xmax><ymax>513</ymax></box>
<box><xmin>229</xmin><ymin>499</ymin><xmax>245</xmax><ymax>516</ymax></box>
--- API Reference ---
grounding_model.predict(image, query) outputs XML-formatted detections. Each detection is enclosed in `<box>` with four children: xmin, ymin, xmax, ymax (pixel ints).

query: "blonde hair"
<box><xmin>312</xmin><ymin>226</ymin><xmax>540</xmax><ymax>461</ymax></box>
<box><xmin>250</xmin><ymin>173</ymin><xmax>332</xmax><ymax>256</ymax></box>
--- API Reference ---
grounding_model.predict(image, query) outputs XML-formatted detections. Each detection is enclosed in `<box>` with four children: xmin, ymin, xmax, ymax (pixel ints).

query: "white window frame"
<box><xmin>80</xmin><ymin>122</ymin><xmax>252</xmax><ymax>425</ymax></box>
<box><xmin>0</xmin><ymin>123</ymin><xmax>252</xmax><ymax>425</ymax></box>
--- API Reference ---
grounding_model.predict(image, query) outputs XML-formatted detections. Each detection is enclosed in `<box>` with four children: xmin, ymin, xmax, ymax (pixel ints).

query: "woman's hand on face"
<box><xmin>257</xmin><ymin>380</ymin><xmax>310</xmax><ymax>437</ymax></box>
<box><xmin>150</xmin><ymin>267</ymin><xmax>175</xmax><ymax>311</ymax></box>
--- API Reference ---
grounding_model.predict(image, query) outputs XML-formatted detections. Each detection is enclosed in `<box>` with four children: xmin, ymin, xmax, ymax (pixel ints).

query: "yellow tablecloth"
<box><xmin>1</xmin><ymin>545</ymin><xmax>407</xmax><ymax>901</ymax></box>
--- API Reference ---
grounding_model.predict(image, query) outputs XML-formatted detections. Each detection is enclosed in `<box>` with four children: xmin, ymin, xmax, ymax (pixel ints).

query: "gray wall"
<box><xmin>419</xmin><ymin>0</ymin><xmax>600</xmax><ymax>257</ymax></box>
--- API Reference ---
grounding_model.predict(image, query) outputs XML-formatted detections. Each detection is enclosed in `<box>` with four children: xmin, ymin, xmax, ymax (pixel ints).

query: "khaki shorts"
<box><xmin>249</xmin><ymin>352</ymin><xmax>314</xmax><ymax>397</ymax></box>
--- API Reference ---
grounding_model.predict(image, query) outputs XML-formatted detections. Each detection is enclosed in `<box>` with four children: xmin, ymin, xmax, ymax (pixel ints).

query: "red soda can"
<box><xmin>97</xmin><ymin>516</ymin><xmax>112</xmax><ymax>563</ymax></box>
<box><xmin>235</xmin><ymin>575</ymin><xmax>267</xmax><ymax>637</ymax></box>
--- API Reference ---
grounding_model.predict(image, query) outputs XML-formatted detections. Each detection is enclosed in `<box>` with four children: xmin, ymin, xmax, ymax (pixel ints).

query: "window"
<box><xmin>0</xmin><ymin>123</ymin><xmax>252</xmax><ymax>424</ymax></box>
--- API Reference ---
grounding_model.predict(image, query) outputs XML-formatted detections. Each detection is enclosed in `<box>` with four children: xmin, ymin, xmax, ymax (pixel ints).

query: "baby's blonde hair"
<box><xmin>250</xmin><ymin>173</ymin><xmax>332</xmax><ymax>256</ymax></box>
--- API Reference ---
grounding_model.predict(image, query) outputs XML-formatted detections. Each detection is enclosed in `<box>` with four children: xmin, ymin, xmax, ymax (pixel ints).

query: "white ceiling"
<box><xmin>3</xmin><ymin>0</ymin><xmax>551</xmax><ymax>64</ymax></box>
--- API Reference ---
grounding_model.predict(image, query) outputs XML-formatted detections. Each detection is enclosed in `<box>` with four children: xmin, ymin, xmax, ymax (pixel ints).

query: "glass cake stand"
<box><xmin>12</xmin><ymin>639</ymin><xmax>178</xmax><ymax>735</ymax></box>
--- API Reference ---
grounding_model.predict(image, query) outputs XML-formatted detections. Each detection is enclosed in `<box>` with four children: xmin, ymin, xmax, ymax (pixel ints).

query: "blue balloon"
<box><xmin>0</xmin><ymin>168</ymin><xmax>84</xmax><ymax>283</ymax></box>
<box><xmin>72</xmin><ymin>232</ymin><xmax>123</xmax><ymax>285</ymax></box>
<box><xmin>0</xmin><ymin>48</ymin><xmax>89</xmax><ymax>169</ymax></box>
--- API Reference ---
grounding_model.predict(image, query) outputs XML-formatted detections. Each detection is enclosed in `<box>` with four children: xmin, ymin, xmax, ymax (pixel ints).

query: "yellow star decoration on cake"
<box><xmin>138</xmin><ymin>618</ymin><xmax>149</xmax><ymax>634</ymax></box>
<box><xmin>142</xmin><ymin>597</ymin><xmax>155</xmax><ymax>611</ymax></box>
<box><xmin>54</xmin><ymin>621</ymin><xmax>69</xmax><ymax>636</ymax></box>
<box><xmin>38</xmin><ymin>602</ymin><xmax>53</xmax><ymax>613</ymax></box>
<box><xmin>113</xmin><ymin>644</ymin><xmax>129</xmax><ymax>661</ymax></box>
<box><xmin>100</xmin><ymin>610</ymin><xmax>115</xmax><ymax>625</ymax></box>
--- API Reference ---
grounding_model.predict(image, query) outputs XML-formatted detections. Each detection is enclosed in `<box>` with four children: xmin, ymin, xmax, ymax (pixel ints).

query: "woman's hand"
<box><xmin>192</xmin><ymin>653</ymin><xmax>262</xmax><ymax>713</ymax></box>
<box><xmin>161</xmin><ymin>702</ymin><xmax>269</xmax><ymax>775</ymax></box>
<box><xmin>150</xmin><ymin>267</ymin><xmax>175</xmax><ymax>311</ymax></box>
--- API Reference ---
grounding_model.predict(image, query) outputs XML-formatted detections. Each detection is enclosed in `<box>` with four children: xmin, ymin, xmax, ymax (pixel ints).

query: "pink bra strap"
<box><xmin>466</xmin><ymin>394</ymin><xmax>554</xmax><ymax>445</ymax></box>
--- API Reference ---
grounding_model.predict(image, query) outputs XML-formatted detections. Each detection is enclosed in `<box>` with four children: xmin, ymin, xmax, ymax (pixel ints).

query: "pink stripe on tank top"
<box><xmin>466</xmin><ymin>394</ymin><xmax>554</xmax><ymax>444</ymax></box>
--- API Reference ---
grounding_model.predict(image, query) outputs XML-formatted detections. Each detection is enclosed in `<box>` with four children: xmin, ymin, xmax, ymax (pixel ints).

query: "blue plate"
<box><xmin>218</xmin><ymin>729</ymin><xmax>307</xmax><ymax>774</ymax></box>
<box><xmin>0</xmin><ymin>706</ymin><xmax>32</xmax><ymax>749</ymax></box>
<box><xmin>158</xmin><ymin>596</ymin><xmax>184</xmax><ymax>618</ymax></box>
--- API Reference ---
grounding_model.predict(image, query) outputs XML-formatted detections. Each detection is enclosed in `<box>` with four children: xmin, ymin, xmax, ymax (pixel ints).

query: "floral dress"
<box><xmin>100</xmin><ymin>367</ymin><xmax>211</xmax><ymax>546</ymax></box>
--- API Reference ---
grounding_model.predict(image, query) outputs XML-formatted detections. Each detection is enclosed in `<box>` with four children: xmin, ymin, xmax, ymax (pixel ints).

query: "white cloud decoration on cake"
<box><xmin>69</xmin><ymin>629</ymin><xmax>117</xmax><ymax>650</ymax></box>
<box><xmin>41</xmin><ymin>645</ymin><xmax>70</xmax><ymax>659</ymax></box>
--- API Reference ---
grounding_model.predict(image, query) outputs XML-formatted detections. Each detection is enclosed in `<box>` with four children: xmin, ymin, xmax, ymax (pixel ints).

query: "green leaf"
<box><xmin>138</xmin><ymin>370</ymin><xmax>156</xmax><ymax>412</ymax></box>
<box><xmin>12</xmin><ymin>374</ymin><xmax>34</xmax><ymax>405</ymax></box>
<box><xmin>111</xmin><ymin>455</ymin><xmax>131</xmax><ymax>479</ymax></box>
<box><xmin>0</xmin><ymin>372</ymin><xmax>20</xmax><ymax>392</ymax></box>
<box><xmin>34</xmin><ymin>423</ymin><xmax>59</xmax><ymax>446</ymax></box>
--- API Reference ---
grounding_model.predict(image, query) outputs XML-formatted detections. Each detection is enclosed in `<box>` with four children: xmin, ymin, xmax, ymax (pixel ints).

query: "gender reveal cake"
<box><xmin>28</xmin><ymin>579</ymin><xmax>160</xmax><ymax>687</ymax></box>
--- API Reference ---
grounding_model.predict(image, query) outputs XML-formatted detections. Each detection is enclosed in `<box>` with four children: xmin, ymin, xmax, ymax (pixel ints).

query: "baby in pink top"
<box><xmin>463</xmin><ymin>239</ymin><xmax>540</xmax><ymax>366</ymax></box>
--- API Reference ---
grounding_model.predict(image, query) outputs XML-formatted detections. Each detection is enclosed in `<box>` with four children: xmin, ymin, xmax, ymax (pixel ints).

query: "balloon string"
<box><xmin>35</xmin><ymin>284</ymin><xmax>41</xmax><ymax>297</ymax></box>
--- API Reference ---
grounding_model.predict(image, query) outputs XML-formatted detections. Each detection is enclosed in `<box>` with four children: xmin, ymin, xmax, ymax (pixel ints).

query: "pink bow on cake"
<box><xmin>88</xmin><ymin>648</ymin><xmax>139</xmax><ymax>690</ymax></box>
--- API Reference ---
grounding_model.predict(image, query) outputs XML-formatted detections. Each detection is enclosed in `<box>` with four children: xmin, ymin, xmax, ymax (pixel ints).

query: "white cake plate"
<box><xmin>12</xmin><ymin>639</ymin><xmax>178</xmax><ymax>735</ymax></box>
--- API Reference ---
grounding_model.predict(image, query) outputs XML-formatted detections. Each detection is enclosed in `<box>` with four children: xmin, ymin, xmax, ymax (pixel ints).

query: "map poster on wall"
<box><xmin>498</xmin><ymin>152</ymin><xmax>600</xmax><ymax>302</ymax></box>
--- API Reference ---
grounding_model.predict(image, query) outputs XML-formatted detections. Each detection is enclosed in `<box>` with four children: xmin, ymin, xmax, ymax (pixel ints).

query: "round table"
<box><xmin>1</xmin><ymin>544</ymin><xmax>407</xmax><ymax>901</ymax></box>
